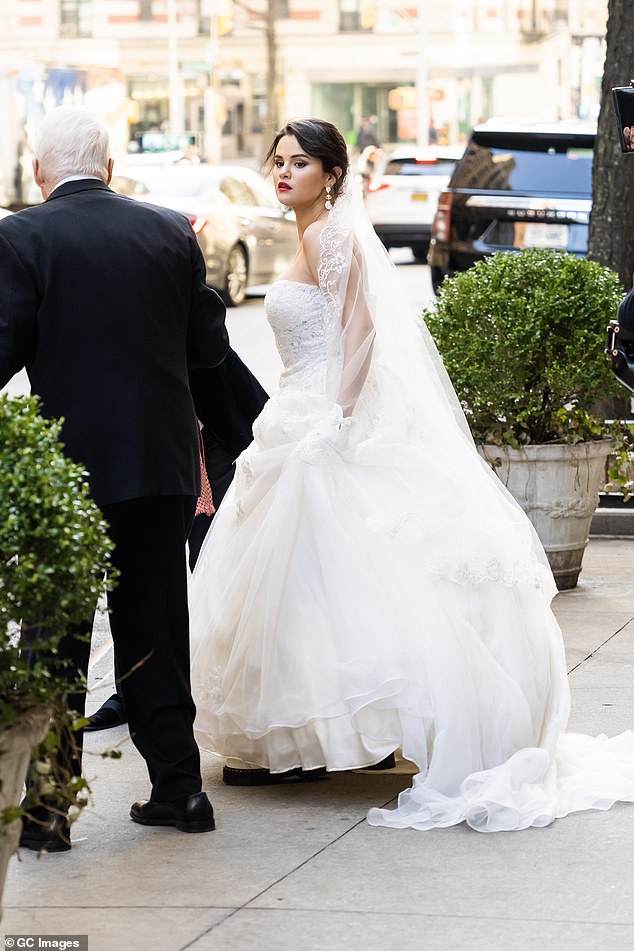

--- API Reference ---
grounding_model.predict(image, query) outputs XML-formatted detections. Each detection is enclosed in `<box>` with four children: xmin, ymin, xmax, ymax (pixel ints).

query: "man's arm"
<box><xmin>190</xmin><ymin>349</ymin><xmax>268</xmax><ymax>458</ymax></box>
<box><xmin>0</xmin><ymin>231</ymin><xmax>38</xmax><ymax>388</ymax></box>
<box><xmin>186</xmin><ymin>233</ymin><xmax>230</xmax><ymax>370</ymax></box>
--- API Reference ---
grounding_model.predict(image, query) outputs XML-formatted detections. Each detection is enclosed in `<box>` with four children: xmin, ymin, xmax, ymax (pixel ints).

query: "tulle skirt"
<box><xmin>188</xmin><ymin>397</ymin><xmax>634</xmax><ymax>832</ymax></box>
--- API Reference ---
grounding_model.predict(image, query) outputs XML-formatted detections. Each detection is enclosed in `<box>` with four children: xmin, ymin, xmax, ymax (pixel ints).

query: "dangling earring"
<box><xmin>325</xmin><ymin>185</ymin><xmax>333</xmax><ymax>211</ymax></box>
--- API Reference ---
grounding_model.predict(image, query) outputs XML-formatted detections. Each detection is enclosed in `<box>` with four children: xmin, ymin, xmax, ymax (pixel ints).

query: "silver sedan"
<box><xmin>114</xmin><ymin>164</ymin><xmax>297</xmax><ymax>306</ymax></box>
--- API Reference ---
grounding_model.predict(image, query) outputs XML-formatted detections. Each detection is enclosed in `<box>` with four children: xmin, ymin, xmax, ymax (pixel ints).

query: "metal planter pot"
<box><xmin>478</xmin><ymin>441</ymin><xmax>612</xmax><ymax>591</ymax></box>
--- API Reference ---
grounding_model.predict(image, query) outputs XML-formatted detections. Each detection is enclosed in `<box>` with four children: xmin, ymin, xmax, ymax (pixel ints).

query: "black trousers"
<box><xmin>101</xmin><ymin>495</ymin><xmax>201</xmax><ymax>801</ymax></box>
<box><xmin>95</xmin><ymin>439</ymin><xmax>236</xmax><ymax>748</ymax></box>
<box><xmin>23</xmin><ymin>495</ymin><xmax>201</xmax><ymax>804</ymax></box>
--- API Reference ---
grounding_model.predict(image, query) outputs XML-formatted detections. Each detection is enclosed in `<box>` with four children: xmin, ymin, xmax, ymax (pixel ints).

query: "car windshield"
<box><xmin>451</xmin><ymin>136</ymin><xmax>593</xmax><ymax>195</ymax></box>
<box><xmin>384</xmin><ymin>158</ymin><xmax>457</xmax><ymax>176</ymax></box>
<box><xmin>128</xmin><ymin>166</ymin><xmax>229</xmax><ymax>202</ymax></box>
<box><xmin>218</xmin><ymin>176</ymin><xmax>258</xmax><ymax>205</ymax></box>
<box><xmin>450</xmin><ymin>131</ymin><xmax>593</xmax><ymax>196</ymax></box>
<box><xmin>111</xmin><ymin>175</ymin><xmax>150</xmax><ymax>196</ymax></box>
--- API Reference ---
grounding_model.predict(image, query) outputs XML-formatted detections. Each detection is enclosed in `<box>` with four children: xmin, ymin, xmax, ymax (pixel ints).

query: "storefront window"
<box><xmin>312</xmin><ymin>82</ymin><xmax>412</xmax><ymax>145</ymax></box>
<box><xmin>339</xmin><ymin>1</ymin><xmax>375</xmax><ymax>32</ymax></box>
<box><xmin>59</xmin><ymin>0</ymin><xmax>92</xmax><ymax>38</ymax></box>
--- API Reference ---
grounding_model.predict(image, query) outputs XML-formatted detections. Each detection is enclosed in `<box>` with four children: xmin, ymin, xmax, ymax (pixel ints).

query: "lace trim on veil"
<box><xmin>316</xmin><ymin>184</ymin><xmax>352</xmax><ymax>322</ymax></box>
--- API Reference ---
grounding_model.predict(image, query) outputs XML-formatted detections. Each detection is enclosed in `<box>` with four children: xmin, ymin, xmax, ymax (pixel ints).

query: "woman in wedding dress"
<box><xmin>189</xmin><ymin>119</ymin><xmax>634</xmax><ymax>832</ymax></box>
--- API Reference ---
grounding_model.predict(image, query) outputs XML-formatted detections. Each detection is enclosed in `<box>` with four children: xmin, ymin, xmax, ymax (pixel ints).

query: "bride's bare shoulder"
<box><xmin>301</xmin><ymin>219</ymin><xmax>329</xmax><ymax>253</ymax></box>
<box><xmin>300</xmin><ymin>219</ymin><xmax>329</xmax><ymax>282</ymax></box>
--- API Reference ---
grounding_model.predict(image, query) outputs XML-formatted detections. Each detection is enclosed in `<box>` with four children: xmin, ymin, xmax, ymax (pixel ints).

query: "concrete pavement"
<box><xmin>3</xmin><ymin>536</ymin><xmax>634</xmax><ymax>951</ymax></box>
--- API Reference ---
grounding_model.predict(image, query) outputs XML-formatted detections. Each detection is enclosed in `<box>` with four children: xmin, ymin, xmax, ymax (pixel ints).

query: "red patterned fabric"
<box><xmin>195</xmin><ymin>436</ymin><xmax>215</xmax><ymax>517</ymax></box>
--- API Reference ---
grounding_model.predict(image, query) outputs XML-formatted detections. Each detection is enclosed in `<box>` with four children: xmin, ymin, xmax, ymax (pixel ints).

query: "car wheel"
<box><xmin>431</xmin><ymin>266</ymin><xmax>446</xmax><ymax>296</ymax></box>
<box><xmin>222</xmin><ymin>244</ymin><xmax>248</xmax><ymax>307</ymax></box>
<box><xmin>411</xmin><ymin>243</ymin><xmax>429</xmax><ymax>263</ymax></box>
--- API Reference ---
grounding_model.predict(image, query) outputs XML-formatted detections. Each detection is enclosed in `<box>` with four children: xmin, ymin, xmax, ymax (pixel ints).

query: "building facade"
<box><xmin>0</xmin><ymin>0</ymin><xmax>608</xmax><ymax>202</ymax></box>
<box><xmin>218</xmin><ymin>0</ymin><xmax>608</xmax><ymax>157</ymax></box>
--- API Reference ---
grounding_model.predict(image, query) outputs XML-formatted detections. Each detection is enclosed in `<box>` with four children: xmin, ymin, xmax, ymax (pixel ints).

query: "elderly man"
<box><xmin>0</xmin><ymin>107</ymin><xmax>259</xmax><ymax>849</ymax></box>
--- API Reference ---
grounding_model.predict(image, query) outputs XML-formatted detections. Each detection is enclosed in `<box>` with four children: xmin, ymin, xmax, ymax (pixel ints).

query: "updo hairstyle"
<box><xmin>265</xmin><ymin>118</ymin><xmax>349</xmax><ymax>200</ymax></box>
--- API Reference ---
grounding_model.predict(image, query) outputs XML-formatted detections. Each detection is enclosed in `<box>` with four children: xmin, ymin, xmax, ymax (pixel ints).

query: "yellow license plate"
<box><xmin>411</xmin><ymin>192</ymin><xmax>428</xmax><ymax>201</ymax></box>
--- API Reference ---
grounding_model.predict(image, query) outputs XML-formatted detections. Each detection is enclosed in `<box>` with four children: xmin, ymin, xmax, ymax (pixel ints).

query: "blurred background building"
<box><xmin>0</xmin><ymin>0</ymin><xmax>608</xmax><ymax>204</ymax></box>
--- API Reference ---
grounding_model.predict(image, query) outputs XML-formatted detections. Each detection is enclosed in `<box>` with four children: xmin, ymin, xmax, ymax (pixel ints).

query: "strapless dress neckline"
<box><xmin>274</xmin><ymin>279</ymin><xmax>320</xmax><ymax>290</ymax></box>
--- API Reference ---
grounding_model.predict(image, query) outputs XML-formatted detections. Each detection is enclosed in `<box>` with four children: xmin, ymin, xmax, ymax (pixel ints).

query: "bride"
<box><xmin>189</xmin><ymin>118</ymin><xmax>634</xmax><ymax>832</ymax></box>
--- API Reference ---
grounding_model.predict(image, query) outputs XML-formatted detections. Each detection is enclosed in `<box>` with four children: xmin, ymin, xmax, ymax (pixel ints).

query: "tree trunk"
<box><xmin>588</xmin><ymin>0</ymin><xmax>634</xmax><ymax>291</ymax></box>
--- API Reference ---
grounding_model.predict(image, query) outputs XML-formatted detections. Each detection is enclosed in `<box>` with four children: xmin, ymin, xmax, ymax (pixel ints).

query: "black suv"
<box><xmin>427</xmin><ymin>123</ymin><xmax>594</xmax><ymax>294</ymax></box>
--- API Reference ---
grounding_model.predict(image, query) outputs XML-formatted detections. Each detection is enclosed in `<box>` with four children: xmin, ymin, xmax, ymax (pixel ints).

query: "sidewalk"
<box><xmin>3</xmin><ymin>536</ymin><xmax>634</xmax><ymax>951</ymax></box>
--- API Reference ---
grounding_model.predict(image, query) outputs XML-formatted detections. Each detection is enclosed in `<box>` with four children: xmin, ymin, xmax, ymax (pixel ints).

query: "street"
<box><xmin>2</xmin><ymin>254</ymin><xmax>435</xmax><ymax>400</ymax></box>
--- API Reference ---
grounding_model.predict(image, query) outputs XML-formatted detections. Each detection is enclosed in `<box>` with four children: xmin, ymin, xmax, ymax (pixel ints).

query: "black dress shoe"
<box><xmin>84</xmin><ymin>694</ymin><xmax>127</xmax><ymax>732</ymax></box>
<box><xmin>20</xmin><ymin>812</ymin><xmax>72</xmax><ymax>853</ymax></box>
<box><xmin>361</xmin><ymin>752</ymin><xmax>396</xmax><ymax>771</ymax></box>
<box><xmin>223</xmin><ymin>765</ymin><xmax>328</xmax><ymax>786</ymax></box>
<box><xmin>130</xmin><ymin>792</ymin><xmax>215</xmax><ymax>833</ymax></box>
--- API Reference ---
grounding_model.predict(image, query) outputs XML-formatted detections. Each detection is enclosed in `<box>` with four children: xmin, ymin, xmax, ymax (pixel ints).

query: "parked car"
<box><xmin>113</xmin><ymin>164</ymin><xmax>297</xmax><ymax>306</ymax></box>
<box><xmin>427</xmin><ymin>122</ymin><xmax>594</xmax><ymax>294</ymax></box>
<box><xmin>110</xmin><ymin>175</ymin><xmax>151</xmax><ymax>198</ymax></box>
<box><xmin>365</xmin><ymin>146</ymin><xmax>463</xmax><ymax>261</ymax></box>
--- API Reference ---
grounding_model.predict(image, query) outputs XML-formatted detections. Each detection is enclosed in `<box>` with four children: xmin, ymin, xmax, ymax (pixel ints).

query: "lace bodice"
<box><xmin>248</xmin><ymin>279</ymin><xmax>343</xmax><ymax>448</ymax></box>
<box><xmin>264</xmin><ymin>280</ymin><xmax>341</xmax><ymax>397</ymax></box>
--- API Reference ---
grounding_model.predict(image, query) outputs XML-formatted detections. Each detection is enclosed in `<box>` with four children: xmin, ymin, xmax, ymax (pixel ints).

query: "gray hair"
<box><xmin>35</xmin><ymin>107</ymin><xmax>110</xmax><ymax>185</ymax></box>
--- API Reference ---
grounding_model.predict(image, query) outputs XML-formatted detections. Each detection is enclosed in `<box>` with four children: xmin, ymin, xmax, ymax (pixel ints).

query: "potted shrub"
<box><xmin>425</xmin><ymin>249</ymin><xmax>628</xmax><ymax>590</ymax></box>
<box><xmin>0</xmin><ymin>396</ymin><xmax>112</xmax><ymax>903</ymax></box>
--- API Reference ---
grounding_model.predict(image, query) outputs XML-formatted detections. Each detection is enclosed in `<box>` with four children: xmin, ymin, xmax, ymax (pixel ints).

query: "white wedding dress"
<box><xmin>189</xmin><ymin>193</ymin><xmax>634</xmax><ymax>833</ymax></box>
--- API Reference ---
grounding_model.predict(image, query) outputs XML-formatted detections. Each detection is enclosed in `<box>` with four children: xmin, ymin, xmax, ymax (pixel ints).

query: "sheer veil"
<box><xmin>315</xmin><ymin>176</ymin><xmax>555</xmax><ymax>594</ymax></box>
<box><xmin>320</xmin><ymin>176</ymin><xmax>472</xmax><ymax>437</ymax></box>
<box><xmin>317</xmin><ymin>178</ymin><xmax>634</xmax><ymax>834</ymax></box>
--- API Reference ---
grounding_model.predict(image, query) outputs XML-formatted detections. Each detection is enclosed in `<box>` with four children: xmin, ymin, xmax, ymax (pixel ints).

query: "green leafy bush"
<box><xmin>424</xmin><ymin>250</ymin><xmax>625</xmax><ymax>446</ymax></box>
<box><xmin>0</xmin><ymin>395</ymin><xmax>114</xmax><ymax>824</ymax></box>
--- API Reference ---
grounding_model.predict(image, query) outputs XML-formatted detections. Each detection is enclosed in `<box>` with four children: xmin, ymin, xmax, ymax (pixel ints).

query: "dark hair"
<box><xmin>264</xmin><ymin>118</ymin><xmax>349</xmax><ymax>198</ymax></box>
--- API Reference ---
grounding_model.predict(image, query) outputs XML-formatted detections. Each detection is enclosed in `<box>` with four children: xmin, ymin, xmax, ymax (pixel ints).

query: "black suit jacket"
<box><xmin>188</xmin><ymin>349</ymin><xmax>268</xmax><ymax>569</ymax></box>
<box><xmin>190</xmin><ymin>348</ymin><xmax>268</xmax><ymax>461</ymax></box>
<box><xmin>0</xmin><ymin>179</ymin><xmax>233</xmax><ymax>507</ymax></box>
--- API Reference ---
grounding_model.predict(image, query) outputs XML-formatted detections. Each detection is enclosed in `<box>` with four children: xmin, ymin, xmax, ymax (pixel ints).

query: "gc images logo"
<box><xmin>4</xmin><ymin>939</ymin><xmax>88</xmax><ymax>950</ymax></box>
